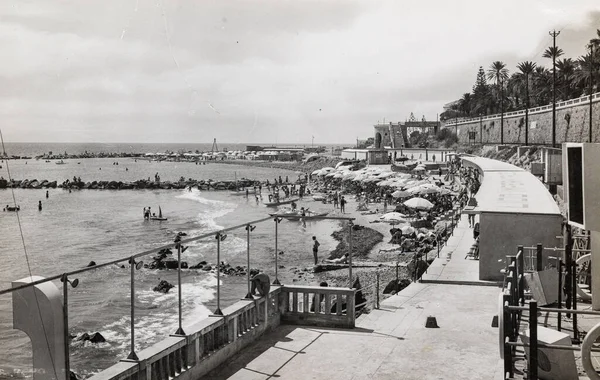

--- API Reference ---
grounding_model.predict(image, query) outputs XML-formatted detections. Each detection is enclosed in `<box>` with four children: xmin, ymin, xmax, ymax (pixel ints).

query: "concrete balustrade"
<box><xmin>85</xmin><ymin>285</ymin><xmax>355</xmax><ymax>380</ymax></box>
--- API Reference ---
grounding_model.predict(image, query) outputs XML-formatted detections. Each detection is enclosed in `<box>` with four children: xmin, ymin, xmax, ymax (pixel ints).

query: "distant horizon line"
<box><xmin>3</xmin><ymin>141</ymin><xmax>357</xmax><ymax>146</ymax></box>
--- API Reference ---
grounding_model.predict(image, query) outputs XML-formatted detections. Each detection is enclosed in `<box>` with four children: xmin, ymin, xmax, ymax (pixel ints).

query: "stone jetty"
<box><xmin>0</xmin><ymin>177</ymin><xmax>260</xmax><ymax>190</ymax></box>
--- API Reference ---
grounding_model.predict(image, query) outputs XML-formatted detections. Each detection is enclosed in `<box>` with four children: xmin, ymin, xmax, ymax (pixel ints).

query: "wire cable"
<box><xmin>0</xmin><ymin>129</ymin><xmax>61</xmax><ymax>380</ymax></box>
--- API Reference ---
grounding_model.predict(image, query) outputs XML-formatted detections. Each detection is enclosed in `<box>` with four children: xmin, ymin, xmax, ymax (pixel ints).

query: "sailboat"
<box><xmin>150</xmin><ymin>206</ymin><xmax>168</xmax><ymax>221</ymax></box>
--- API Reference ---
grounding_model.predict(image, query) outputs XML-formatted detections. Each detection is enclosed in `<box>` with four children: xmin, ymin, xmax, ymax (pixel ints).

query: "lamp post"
<box><xmin>590</xmin><ymin>43</ymin><xmax>595</xmax><ymax>143</ymax></box>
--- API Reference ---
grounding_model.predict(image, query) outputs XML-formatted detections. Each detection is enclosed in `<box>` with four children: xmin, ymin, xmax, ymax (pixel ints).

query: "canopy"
<box><xmin>401</xmin><ymin>225</ymin><xmax>416</xmax><ymax>235</ymax></box>
<box><xmin>380</xmin><ymin>212</ymin><xmax>408</xmax><ymax>223</ymax></box>
<box><xmin>403</xmin><ymin>197</ymin><xmax>434</xmax><ymax>210</ymax></box>
<box><xmin>391</xmin><ymin>190</ymin><xmax>410</xmax><ymax>198</ymax></box>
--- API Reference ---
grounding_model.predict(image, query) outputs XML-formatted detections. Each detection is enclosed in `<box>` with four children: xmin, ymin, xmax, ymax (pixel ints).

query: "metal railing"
<box><xmin>500</xmin><ymin>238</ymin><xmax>599</xmax><ymax>380</ymax></box>
<box><xmin>4</xmin><ymin>215</ymin><xmax>358</xmax><ymax>380</ymax></box>
<box><xmin>442</xmin><ymin>90</ymin><xmax>600</xmax><ymax>128</ymax></box>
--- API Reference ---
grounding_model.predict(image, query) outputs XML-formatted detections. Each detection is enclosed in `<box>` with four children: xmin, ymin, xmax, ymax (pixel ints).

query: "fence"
<box><xmin>500</xmin><ymin>236</ymin><xmax>600</xmax><ymax>380</ymax></box>
<box><xmin>3</xmin><ymin>215</ymin><xmax>358</xmax><ymax>380</ymax></box>
<box><xmin>443</xmin><ymin>91</ymin><xmax>600</xmax><ymax>128</ymax></box>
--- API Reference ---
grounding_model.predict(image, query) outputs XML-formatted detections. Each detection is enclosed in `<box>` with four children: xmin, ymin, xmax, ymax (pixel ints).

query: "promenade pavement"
<box><xmin>204</xmin><ymin>215</ymin><xmax>504</xmax><ymax>380</ymax></box>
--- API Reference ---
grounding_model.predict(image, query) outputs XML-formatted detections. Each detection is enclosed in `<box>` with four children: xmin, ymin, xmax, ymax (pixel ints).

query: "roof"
<box><xmin>462</xmin><ymin>156</ymin><xmax>560</xmax><ymax>215</ymax></box>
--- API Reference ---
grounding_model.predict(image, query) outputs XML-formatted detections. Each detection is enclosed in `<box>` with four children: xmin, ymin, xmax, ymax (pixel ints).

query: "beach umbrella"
<box><xmin>401</xmin><ymin>225</ymin><xmax>416</xmax><ymax>235</ymax></box>
<box><xmin>342</xmin><ymin>172</ymin><xmax>357</xmax><ymax>181</ymax></box>
<box><xmin>377</xmin><ymin>172</ymin><xmax>395</xmax><ymax>179</ymax></box>
<box><xmin>412</xmin><ymin>166</ymin><xmax>426</xmax><ymax>173</ymax></box>
<box><xmin>380</xmin><ymin>212</ymin><xmax>408</xmax><ymax>223</ymax></box>
<box><xmin>325</xmin><ymin>172</ymin><xmax>337</xmax><ymax>178</ymax></box>
<box><xmin>403</xmin><ymin>197</ymin><xmax>434</xmax><ymax>210</ymax></box>
<box><xmin>321</xmin><ymin>167</ymin><xmax>336</xmax><ymax>172</ymax></box>
<box><xmin>391</xmin><ymin>190</ymin><xmax>410</xmax><ymax>198</ymax></box>
<box><xmin>311</xmin><ymin>169</ymin><xmax>322</xmax><ymax>175</ymax></box>
<box><xmin>420</xmin><ymin>187</ymin><xmax>441</xmax><ymax>195</ymax></box>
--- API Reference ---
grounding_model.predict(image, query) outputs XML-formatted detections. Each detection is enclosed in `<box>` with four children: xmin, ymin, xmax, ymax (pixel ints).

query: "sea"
<box><xmin>0</xmin><ymin>143</ymin><xmax>341</xmax><ymax>379</ymax></box>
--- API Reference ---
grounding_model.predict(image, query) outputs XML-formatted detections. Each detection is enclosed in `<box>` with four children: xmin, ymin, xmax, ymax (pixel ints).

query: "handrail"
<box><xmin>442</xmin><ymin>90</ymin><xmax>600</xmax><ymax>127</ymax></box>
<box><xmin>0</xmin><ymin>215</ymin><xmax>274</xmax><ymax>296</ymax></box>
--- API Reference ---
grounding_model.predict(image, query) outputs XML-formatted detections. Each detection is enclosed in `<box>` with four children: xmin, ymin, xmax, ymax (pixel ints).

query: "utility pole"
<box><xmin>550</xmin><ymin>30</ymin><xmax>560</xmax><ymax>147</ymax></box>
<box><xmin>590</xmin><ymin>43</ymin><xmax>595</xmax><ymax>142</ymax></box>
<box><xmin>500</xmin><ymin>78</ymin><xmax>504</xmax><ymax>145</ymax></box>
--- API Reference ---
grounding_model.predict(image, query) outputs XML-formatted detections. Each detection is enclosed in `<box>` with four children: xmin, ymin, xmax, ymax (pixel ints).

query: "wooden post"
<box><xmin>536</xmin><ymin>243</ymin><xmax>543</xmax><ymax>271</ymax></box>
<box><xmin>529</xmin><ymin>301</ymin><xmax>538</xmax><ymax>380</ymax></box>
<box><xmin>503</xmin><ymin>294</ymin><xmax>513</xmax><ymax>377</ymax></box>
<box><xmin>558</xmin><ymin>259</ymin><xmax>562</xmax><ymax>331</ymax></box>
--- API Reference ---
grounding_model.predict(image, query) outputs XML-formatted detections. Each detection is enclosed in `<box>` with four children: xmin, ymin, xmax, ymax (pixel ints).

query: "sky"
<box><xmin>1</xmin><ymin>0</ymin><xmax>599</xmax><ymax>144</ymax></box>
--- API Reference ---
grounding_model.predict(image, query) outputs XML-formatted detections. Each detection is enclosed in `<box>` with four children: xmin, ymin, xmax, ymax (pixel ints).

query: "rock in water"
<box><xmin>77</xmin><ymin>332</ymin><xmax>106</xmax><ymax>343</ymax></box>
<box><xmin>89</xmin><ymin>332</ymin><xmax>106</xmax><ymax>343</ymax></box>
<box><xmin>153</xmin><ymin>280</ymin><xmax>174</xmax><ymax>293</ymax></box>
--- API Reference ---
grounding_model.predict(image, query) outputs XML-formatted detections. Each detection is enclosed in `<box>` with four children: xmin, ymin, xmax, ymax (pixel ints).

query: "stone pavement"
<box><xmin>204</xmin><ymin>215</ymin><xmax>505</xmax><ymax>380</ymax></box>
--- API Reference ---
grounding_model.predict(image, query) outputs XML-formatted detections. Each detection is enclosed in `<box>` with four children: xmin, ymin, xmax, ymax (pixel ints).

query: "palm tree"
<box><xmin>517</xmin><ymin>61</ymin><xmax>536</xmax><ymax>145</ymax></box>
<box><xmin>486</xmin><ymin>61</ymin><xmax>509</xmax><ymax>143</ymax></box>
<box><xmin>459</xmin><ymin>93</ymin><xmax>473</xmax><ymax>117</ymax></box>
<box><xmin>486</xmin><ymin>61</ymin><xmax>509</xmax><ymax>113</ymax></box>
<box><xmin>556</xmin><ymin>58</ymin><xmax>577</xmax><ymax>100</ymax></box>
<box><xmin>533</xmin><ymin>67</ymin><xmax>552</xmax><ymax>106</ymax></box>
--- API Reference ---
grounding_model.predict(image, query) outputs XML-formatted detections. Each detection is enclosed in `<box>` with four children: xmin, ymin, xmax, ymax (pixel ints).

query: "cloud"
<box><xmin>1</xmin><ymin>0</ymin><xmax>600</xmax><ymax>143</ymax></box>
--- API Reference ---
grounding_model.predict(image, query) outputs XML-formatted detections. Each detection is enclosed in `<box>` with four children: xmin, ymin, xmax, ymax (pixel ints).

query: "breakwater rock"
<box><xmin>0</xmin><ymin>177</ymin><xmax>261</xmax><ymax>190</ymax></box>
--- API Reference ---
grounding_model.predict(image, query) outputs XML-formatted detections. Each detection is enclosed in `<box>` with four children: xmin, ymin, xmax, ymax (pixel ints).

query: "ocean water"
<box><xmin>0</xmin><ymin>158</ymin><xmax>339</xmax><ymax>378</ymax></box>
<box><xmin>1</xmin><ymin>142</ymin><xmax>348</xmax><ymax>158</ymax></box>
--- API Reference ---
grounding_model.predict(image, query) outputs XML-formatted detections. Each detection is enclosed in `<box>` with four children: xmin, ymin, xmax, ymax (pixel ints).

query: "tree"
<box><xmin>516</xmin><ymin>61</ymin><xmax>536</xmax><ymax>144</ymax></box>
<box><xmin>472</xmin><ymin>66</ymin><xmax>492</xmax><ymax>115</ymax></box>
<box><xmin>459</xmin><ymin>93</ymin><xmax>473</xmax><ymax>117</ymax></box>
<box><xmin>532</xmin><ymin>66</ymin><xmax>552</xmax><ymax>106</ymax></box>
<box><xmin>486</xmin><ymin>61</ymin><xmax>509</xmax><ymax>113</ymax></box>
<box><xmin>556</xmin><ymin>58</ymin><xmax>577</xmax><ymax>100</ymax></box>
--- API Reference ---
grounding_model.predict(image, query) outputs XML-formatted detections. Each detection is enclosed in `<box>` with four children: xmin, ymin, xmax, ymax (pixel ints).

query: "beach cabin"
<box><xmin>461</xmin><ymin>156</ymin><xmax>563</xmax><ymax>281</ymax></box>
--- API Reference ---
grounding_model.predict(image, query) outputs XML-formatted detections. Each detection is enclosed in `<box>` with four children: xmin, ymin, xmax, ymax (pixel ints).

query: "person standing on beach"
<box><xmin>340</xmin><ymin>196</ymin><xmax>346</xmax><ymax>213</ymax></box>
<box><xmin>46</xmin><ymin>190</ymin><xmax>49</xmax><ymax>199</ymax></box>
<box><xmin>312</xmin><ymin>236</ymin><xmax>320</xmax><ymax>265</ymax></box>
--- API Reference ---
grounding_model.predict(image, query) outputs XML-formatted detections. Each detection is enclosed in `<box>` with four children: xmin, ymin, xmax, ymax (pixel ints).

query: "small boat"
<box><xmin>269</xmin><ymin>211</ymin><xmax>329</xmax><ymax>221</ymax></box>
<box><xmin>150</xmin><ymin>206</ymin><xmax>168</xmax><ymax>221</ymax></box>
<box><xmin>55</xmin><ymin>160</ymin><xmax>66</xmax><ymax>165</ymax></box>
<box><xmin>3</xmin><ymin>205</ymin><xmax>20</xmax><ymax>211</ymax></box>
<box><xmin>229</xmin><ymin>187</ymin><xmax>257</xmax><ymax>196</ymax></box>
<box><xmin>263</xmin><ymin>197</ymin><xmax>300</xmax><ymax>207</ymax></box>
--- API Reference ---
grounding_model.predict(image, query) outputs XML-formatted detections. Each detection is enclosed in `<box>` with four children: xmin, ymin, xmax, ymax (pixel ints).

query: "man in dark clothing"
<box><xmin>312</xmin><ymin>236</ymin><xmax>320</xmax><ymax>265</ymax></box>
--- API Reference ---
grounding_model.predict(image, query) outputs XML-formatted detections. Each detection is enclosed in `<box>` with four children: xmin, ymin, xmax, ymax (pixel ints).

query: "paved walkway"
<box><xmin>204</xmin><ymin>215</ymin><xmax>505</xmax><ymax>380</ymax></box>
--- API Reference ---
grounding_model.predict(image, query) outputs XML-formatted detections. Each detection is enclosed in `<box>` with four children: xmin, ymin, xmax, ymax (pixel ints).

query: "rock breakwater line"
<box><xmin>0</xmin><ymin>178</ymin><xmax>262</xmax><ymax>190</ymax></box>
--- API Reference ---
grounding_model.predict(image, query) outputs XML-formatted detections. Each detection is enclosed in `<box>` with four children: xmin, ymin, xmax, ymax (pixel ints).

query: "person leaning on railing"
<box><xmin>250</xmin><ymin>272</ymin><xmax>270</xmax><ymax>297</ymax></box>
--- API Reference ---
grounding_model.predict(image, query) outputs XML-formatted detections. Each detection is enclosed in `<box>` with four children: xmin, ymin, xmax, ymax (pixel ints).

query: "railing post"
<box><xmin>213</xmin><ymin>233</ymin><xmax>224</xmax><ymax>316</ymax></box>
<box><xmin>175</xmin><ymin>237</ymin><xmax>185</xmax><ymax>335</ymax></box>
<box><xmin>565</xmin><ymin>224</ymin><xmax>573</xmax><ymax>316</ymax></box>
<box><xmin>376</xmin><ymin>272</ymin><xmax>380</xmax><ymax>309</ymax></box>
<box><xmin>517</xmin><ymin>246</ymin><xmax>524</xmax><ymax>305</ymax></box>
<box><xmin>529</xmin><ymin>301</ymin><xmax>538</xmax><ymax>380</ymax></box>
<box><xmin>60</xmin><ymin>274</ymin><xmax>79</xmax><ymax>380</ymax></box>
<box><xmin>245</xmin><ymin>224</ymin><xmax>256</xmax><ymax>298</ymax></box>
<box><xmin>127</xmin><ymin>256</ymin><xmax>142</xmax><ymax>361</ymax></box>
<box><xmin>536</xmin><ymin>243</ymin><xmax>543</xmax><ymax>271</ymax></box>
<box><xmin>557</xmin><ymin>259</ymin><xmax>562</xmax><ymax>332</ymax></box>
<box><xmin>273</xmin><ymin>218</ymin><xmax>282</xmax><ymax>285</ymax></box>
<box><xmin>503</xmin><ymin>294</ymin><xmax>513</xmax><ymax>378</ymax></box>
<box><xmin>572</xmin><ymin>260</ymin><xmax>579</xmax><ymax>343</ymax></box>
<box><xmin>348</xmin><ymin>221</ymin><xmax>353</xmax><ymax>288</ymax></box>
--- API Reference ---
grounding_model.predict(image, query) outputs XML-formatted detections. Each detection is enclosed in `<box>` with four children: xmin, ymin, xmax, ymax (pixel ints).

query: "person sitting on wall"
<box><xmin>250</xmin><ymin>272</ymin><xmax>271</xmax><ymax>298</ymax></box>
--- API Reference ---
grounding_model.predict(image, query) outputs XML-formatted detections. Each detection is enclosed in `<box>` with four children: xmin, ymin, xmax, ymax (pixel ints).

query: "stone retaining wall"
<box><xmin>443</xmin><ymin>92</ymin><xmax>600</xmax><ymax>145</ymax></box>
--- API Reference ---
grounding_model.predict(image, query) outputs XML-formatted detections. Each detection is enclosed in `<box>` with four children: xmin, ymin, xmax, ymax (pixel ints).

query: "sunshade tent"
<box><xmin>401</xmin><ymin>225</ymin><xmax>416</xmax><ymax>235</ymax></box>
<box><xmin>403</xmin><ymin>197</ymin><xmax>434</xmax><ymax>210</ymax></box>
<box><xmin>391</xmin><ymin>190</ymin><xmax>410</xmax><ymax>198</ymax></box>
<box><xmin>380</xmin><ymin>212</ymin><xmax>408</xmax><ymax>223</ymax></box>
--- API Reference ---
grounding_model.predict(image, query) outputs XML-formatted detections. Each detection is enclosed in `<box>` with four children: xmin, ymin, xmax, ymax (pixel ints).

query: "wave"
<box><xmin>98</xmin><ymin>273</ymin><xmax>217</xmax><ymax>356</ymax></box>
<box><xmin>176</xmin><ymin>189</ymin><xmax>237</xmax><ymax>231</ymax></box>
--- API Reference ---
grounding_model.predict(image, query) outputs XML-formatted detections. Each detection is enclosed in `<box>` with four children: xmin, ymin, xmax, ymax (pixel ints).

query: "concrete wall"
<box><xmin>479</xmin><ymin>213</ymin><xmax>563</xmax><ymax>281</ymax></box>
<box><xmin>444</xmin><ymin>93</ymin><xmax>600</xmax><ymax>145</ymax></box>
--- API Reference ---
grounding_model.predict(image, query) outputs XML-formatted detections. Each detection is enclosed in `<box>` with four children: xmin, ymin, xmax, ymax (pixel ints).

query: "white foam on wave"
<box><xmin>176</xmin><ymin>189</ymin><xmax>237</xmax><ymax>231</ymax></box>
<box><xmin>99</xmin><ymin>273</ymin><xmax>218</xmax><ymax>355</ymax></box>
